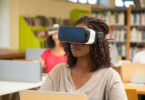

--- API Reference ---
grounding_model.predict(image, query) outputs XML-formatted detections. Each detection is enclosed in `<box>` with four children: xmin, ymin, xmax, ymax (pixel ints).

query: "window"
<box><xmin>68</xmin><ymin>0</ymin><xmax>77</xmax><ymax>3</ymax></box>
<box><xmin>68</xmin><ymin>0</ymin><xmax>98</xmax><ymax>5</ymax></box>
<box><xmin>124</xmin><ymin>1</ymin><xmax>134</xmax><ymax>7</ymax></box>
<box><xmin>115</xmin><ymin>0</ymin><xmax>135</xmax><ymax>7</ymax></box>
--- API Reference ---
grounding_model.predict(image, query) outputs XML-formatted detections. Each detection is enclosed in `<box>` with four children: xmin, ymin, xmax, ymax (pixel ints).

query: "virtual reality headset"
<box><xmin>48</xmin><ymin>24</ymin><xmax>59</xmax><ymax>35</ymax></box>
<box><xmin>58</xmin><ymin>26</ymin><xmax>105</xmax><ymax>44</ymax></box>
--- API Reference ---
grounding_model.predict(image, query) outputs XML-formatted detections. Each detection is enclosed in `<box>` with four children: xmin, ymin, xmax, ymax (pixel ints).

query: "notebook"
<box><xmin>121</xmin><ymin>63</ymin><xmax>145</xmax><ymax>84</ymax></box>
<box><xmin>20</xmin><ymin>90</ymin><xmax>87</xmax><ymax>100</ymax></box>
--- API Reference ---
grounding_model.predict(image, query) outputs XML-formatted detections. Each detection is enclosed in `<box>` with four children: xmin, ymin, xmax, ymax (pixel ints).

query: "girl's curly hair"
<box><xmin>46</xmin><ymin>35</ymin><xmax>55</xmax><ymax>48</ymax></box>
<box><xmin>63</xmin><ymin>16</ymin><xmax>113</xmax><ymax>72</ymax></box>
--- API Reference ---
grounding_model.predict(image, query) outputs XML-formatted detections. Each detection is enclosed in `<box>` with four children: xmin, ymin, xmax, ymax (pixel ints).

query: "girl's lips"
<box><xmin>71</xmin><ymin>47</ymin><xmax>80</xmax><ymax>51</ymax></box>
<box><xmin>71</xmin><ymin>48</ymin><xmax>76</xmax><ymax>51</ymax></box>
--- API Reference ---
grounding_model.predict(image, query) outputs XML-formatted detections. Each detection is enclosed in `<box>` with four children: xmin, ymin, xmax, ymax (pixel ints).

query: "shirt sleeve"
<box><xmin>39</xmin><ymin>64</ymin><xmax>64</xmax><ymax>91</ymax></box>
<box><xmin>39</xmin><ymin>74</ymin><xmax>53</xmax><ymax>91</ymax></box>
<box><xmin>40</xmin><ymin>50</ymin><xmax>47</xmax><ymax>60</ymax></box>
<box><xmin>108</xmin><ymin>70</ymin><xmax>128</xmax><ymax>100</ymax></box>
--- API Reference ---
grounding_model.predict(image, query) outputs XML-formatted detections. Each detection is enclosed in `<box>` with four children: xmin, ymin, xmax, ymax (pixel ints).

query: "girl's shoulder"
<box><xmin>102</xmin><ymin>67</ymin><xmax>120</xmax><ymax>77</ymax></box>
<box><xmin>52</xmin><ymin>63</ymin><xmax>69</xmax><ymax>71</ymax></box>
<box><xmin>43</xmin><ymin>48</ymin><xmax>51</xmax><ymax>52</ymax></box>
<box><xmin>47</xmin><ymin>63</ymin><xmax>69</xmax><ymax>78</ymax></box>
<box><xmin>104</xmin><ymin>68</ymin><xmax>122</xmax><ymax>83</ymax></box>
<box><xmin>94</xmin><ymin>67</ymin><xmax>121</xmax><ymax>82</ymax></box>
<box><xmin>41</xmin><ymin>49</ymin><xmax>52</xmax><ymax>56</ymax></box>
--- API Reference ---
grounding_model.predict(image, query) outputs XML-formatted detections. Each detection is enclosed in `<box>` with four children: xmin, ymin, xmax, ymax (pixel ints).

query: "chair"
<box><xmin>125</xmin><ymin>89</ymin><xmax>138</xmax><ymax>100</ymax></box>
<box><xmin>0</xmin><ymin>60</ymin><xmax>41</xmax><ymax>82</ymax></box>
<box><xmin>25</xmin><ymin>48</ymin><xmax>45</xmax><ymax>60</ymax></box>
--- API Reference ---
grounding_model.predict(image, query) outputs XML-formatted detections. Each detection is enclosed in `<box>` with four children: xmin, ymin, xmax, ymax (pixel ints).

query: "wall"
<box><xmin>19</xmin><ymin>0</ymin><xmax>90</xmax><ymax>19</ymax></box>
<box><xmin>5</xmin><ymin>0</ymin><xmax>90</xmax><ymax>50</ymax></box>
<box><xmin>0</xmin><ymin>0</ymin><xmax>10</xmax><ymax>48</ymax></box>
<box><xmin>9</xmin><ymin>0</ymin><xmax>19</xmax><ymax>50</ymax></box>
<box><xmin>0</xmin><ymin>0</ymin><xmax>114</xmax><ymax>50</ymax></box>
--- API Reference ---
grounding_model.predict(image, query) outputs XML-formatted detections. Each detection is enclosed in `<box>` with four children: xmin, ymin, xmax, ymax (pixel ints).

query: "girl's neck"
<box><xmin>74</xmin><ymin>56</ymin><xmax>92</xmax><ymax>72</ymax></box>
<box><xmin>51</xmin><ymin>42</ymin><xmax>65</xmax><ymax>56</ymax></box>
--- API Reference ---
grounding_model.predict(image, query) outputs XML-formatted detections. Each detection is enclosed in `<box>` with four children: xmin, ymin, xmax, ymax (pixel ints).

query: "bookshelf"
<box><xmin>92</xmin><ymin>7</ymin><xmax>145</xmax><ymax>60</ymax></box>
<box><xmin>129</xmin><ymin>7</ymin><xmax>145</xmax><ymax>59</ymax></box>
<box><xmin>19</xmin><ymin>16</ymin><xmax>72</xmax><ymax>51</ymax></box>
<box><xmin>92</xmin><ymin>7</ymin><xmax>127</xmax><ymax>59</ymax></box>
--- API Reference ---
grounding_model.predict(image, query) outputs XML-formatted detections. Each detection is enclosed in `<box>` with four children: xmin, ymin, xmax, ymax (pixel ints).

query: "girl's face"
<box><xmin>70</xmin><ymin>24</ymin><xmax>91</xmax><ymax>58</ymax></box>
<box><xmin>52</xmin><ymin>31</ymin><xmax>58</xmax><ymax>40</ymax></box>
<box><xmin>70</xmin><ymin>43</ymin><xmax>90</xmax><ymax>58</ymax></box>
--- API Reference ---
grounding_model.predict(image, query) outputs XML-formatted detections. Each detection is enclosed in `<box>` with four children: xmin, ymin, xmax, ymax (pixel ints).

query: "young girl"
<box><xmin>40</xmin><ymin>29</ymin><xmax>67</xmax><ymax>73</ymax></box>
<box><xmin>40</xmin><ymin>16</ymin><xmax>127</xmax><ymax>100</ymax></box>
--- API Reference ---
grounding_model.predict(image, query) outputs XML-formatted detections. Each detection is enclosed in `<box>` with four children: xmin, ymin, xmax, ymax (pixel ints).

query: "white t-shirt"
<box><xmin>132</xmin><ymin>50</ymin><xmax>145</xmax><ymax>64</ymax></box>
<box><xmin>40</xmin><ymin>63</ymin><xmax>127</xmax><ymax>100</ymax></box>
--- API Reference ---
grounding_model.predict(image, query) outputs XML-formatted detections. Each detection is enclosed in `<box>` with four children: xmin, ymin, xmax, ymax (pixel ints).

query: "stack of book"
<box><xmin>131</xmin><ymin>12</ymin><xmax>145</xmax><ymax>25</ymax></box>
<box><xmin>93</xmin><ymin>11</ymin><xmax>125</xmax><ymax>25</ymax></box>
<box><xmin>130</xmin><ymin>28</ymin><xmax>145</xmax><ymax>42</ymax></box>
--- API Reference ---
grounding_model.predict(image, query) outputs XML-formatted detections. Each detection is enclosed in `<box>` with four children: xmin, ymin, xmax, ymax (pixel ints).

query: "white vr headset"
<box><xmin>58</xmin><ymin>26</ymin><xmax>105</xmax><ymax>44</ymax></box>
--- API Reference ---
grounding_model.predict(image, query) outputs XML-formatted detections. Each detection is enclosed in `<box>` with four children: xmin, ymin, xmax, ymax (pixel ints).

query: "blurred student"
<box><xmin>40</xmin><ymin>27</ymin><xmax>67</xmax><ymax>73</ymax></box>
<box><xmin>132</xmin><ymin>50</ymin><xmax>145</xmax><ymax>64</ymax></box>
<box><xmin>40</xmin><ymin>16</ymin><xmax>127</xmax><ymax>100</ymax></box>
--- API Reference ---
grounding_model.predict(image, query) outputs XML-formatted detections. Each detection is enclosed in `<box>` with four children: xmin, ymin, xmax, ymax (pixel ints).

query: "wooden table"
<box><xmin>0</xmin><ymin>49</ymin><xmax>25</xmax><ymax>59</ymax></box>
<box><xmin>0</xmin><ymin>74</ymin><xmax>46</xmax><ymax>100</ymax></box>
<box><xmin>0</xmin><ymin>75</ymin><xmax>46</xmax><ymax>96</ymax></box>
<box><xmin>123</xmin><ymin>82</ymin><xmax>145</xmax><ymax>95</ymax></box>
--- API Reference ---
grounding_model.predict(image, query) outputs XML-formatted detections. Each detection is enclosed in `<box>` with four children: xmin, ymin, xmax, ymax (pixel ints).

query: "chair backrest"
<box><xmin>125</xmin><ymin>89</ymin><xmax>138</xmax><ymax>100</ymax></box>
<box><xmin>110</xmin><ymin>43</ymin><xmax>119</xmax><ymax>65</ymax></box>
<box><xmin>26</xmin><ymin>48</ymin><xmax>45</xmax><ymax>60</ymax></box>
<box><xmin>121</xmin><ymin>63</ymin><xmax>145</xmax><ymax>83</ymax></box>
<box><xmin>0</xmin><ymin>60</ymin><xmax>41</xmax><ymax>82</ymax></box>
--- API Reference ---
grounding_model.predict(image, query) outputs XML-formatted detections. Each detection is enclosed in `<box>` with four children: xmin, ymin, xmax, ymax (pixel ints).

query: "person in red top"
<box><xmin>40</xmin><ymin>28</ymin><xmax>67</xmax><ymax>73</ymax></box>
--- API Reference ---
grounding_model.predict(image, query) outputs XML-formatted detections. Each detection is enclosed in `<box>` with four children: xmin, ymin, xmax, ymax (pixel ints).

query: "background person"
<box><xmin>40</xmin><ymin>27</ymin><xmax>67</xmax><ymax>73</ymax></box>
<box><xmin>132</xmin><ymin>50</ymin><xmax>145</xmax><ymax>64</ymax></box>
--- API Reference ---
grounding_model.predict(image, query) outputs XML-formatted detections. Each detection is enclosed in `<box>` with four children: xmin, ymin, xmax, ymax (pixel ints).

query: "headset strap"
<box><xmin>97</xmin><ymin>32</ymin><xmax>105</xmax><ymax>39</ymax></box>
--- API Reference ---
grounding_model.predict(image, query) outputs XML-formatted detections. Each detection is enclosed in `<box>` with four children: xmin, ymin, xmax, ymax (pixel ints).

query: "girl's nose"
<box><xmin>71</xmin><ymin>42</ymin><xmax>78</xmax><ymax>46</ymax></box>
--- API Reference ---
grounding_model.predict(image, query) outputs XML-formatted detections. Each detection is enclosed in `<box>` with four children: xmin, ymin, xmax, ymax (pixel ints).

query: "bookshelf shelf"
<box><xmin>110</xmin><ymin>41</ymin><xmax>126</xmax><ymax>44</ymax></box>
<box><xmin>132</xmin><ymin>8</ymin><xmax>145</xmax><ymax>12</ymax></box>
<box><xmin>131</xmin><ymin>25</ymin><xmax>145</xmax><ymax>29</ymax></box>
<box><xmin>110</xmin><ymin>40</ymin><xmax>145</xmax><ymax>44</ymax></box>
<box><xmin>109</xmin><ymin>25</ymin><xmax>126</xmax><ymax>29</ymax></box>
<box><xmin>30</xmin><ymin>26</ymin><xmax>48</xmax><ymax>31</ymax></box>
<box><xmin>92</xmin><ymin>7</ymin><xmax>127</xmax><ymax>12</ymax></box>
<box><xmin>130</xmin><ymin>42</ymin><xmax>145</xmax><ymax>44</ymax></box>
<box><xmin>109</xmin><ymin>25</ymin><xmax>126</xmax><ymax>27</ymax></box>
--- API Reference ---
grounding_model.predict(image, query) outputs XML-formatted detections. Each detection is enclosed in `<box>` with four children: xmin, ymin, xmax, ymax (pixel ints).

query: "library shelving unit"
<box><xmin>19</xmin><ymin>16</ymin><xmax>72</xmax><ymax>51</ymax></box>
<box><xmin>91</xmin><ymin>7</ymin><xmax>145</xmax><ymax>60</ymax></box>
<box><xmin>129</xmin><ymin>7</ymin><xmax>145</xmax><ymax>60</ymax></box>
<box><xmin>92</xmin><ymin>7</ymin><xmax>127</xmax><ymax>59</ymax></box>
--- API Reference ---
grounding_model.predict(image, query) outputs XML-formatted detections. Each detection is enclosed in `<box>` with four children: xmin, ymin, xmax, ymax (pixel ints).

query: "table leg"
<box><xmin>2</xmin><ymin>94</ymin><xmax>9</xmax><ymax>100</ymax></box>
